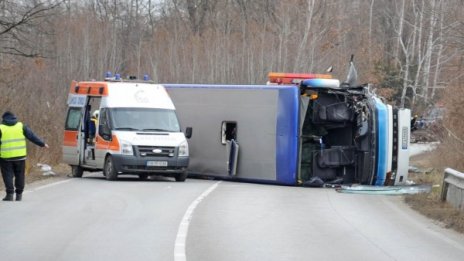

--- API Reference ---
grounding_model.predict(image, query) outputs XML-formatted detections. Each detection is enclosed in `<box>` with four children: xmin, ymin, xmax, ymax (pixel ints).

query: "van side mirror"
<box><xmin>185</xmin><ymin>127</ymin><xmax>193</xmax><ymax>139</ymax></box>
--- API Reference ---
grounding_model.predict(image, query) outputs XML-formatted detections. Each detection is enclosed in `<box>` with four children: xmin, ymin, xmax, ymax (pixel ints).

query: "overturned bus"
<box><xmin>164</xmin><ymin>72</ymin><xmax>410</xmax><ymax>186</ymax></box>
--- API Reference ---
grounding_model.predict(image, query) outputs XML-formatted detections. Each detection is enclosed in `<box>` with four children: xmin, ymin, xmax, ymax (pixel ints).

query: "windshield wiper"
<box><xmin>142</xmin><ymin>128</ymin><xmax>172</xmax><ymax>132</ymax></box>
<box><xmin>114</xmin><ymin>127</ymin><xmax>140</xmax><ymax>131</ymax></box>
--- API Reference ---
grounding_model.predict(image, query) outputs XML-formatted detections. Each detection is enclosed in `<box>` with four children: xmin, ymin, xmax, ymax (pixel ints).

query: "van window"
<box><xmin>221</xmin><ymin>121</ymin><xmax>237</xmax><ymax>144</ymax></box>
<box><xmin>98</xmin><ymin>108</ymin><xmax>111</xmax><ymax>139</ymax></box>
<box><xmin>65</xmin><ymin>108</ymin><xmax>82</xmax><ymax>130</ymax></box>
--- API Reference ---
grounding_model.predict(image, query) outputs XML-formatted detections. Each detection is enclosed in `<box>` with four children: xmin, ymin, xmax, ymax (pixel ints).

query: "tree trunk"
<box><xmin>293</xmin><ymin>0</ymin><xmax>315</xmax><ymax>72</ymax></box>
<box><xmin>432</xmin><ymin>0</ymin><xmax>444</xmax><ymax>99</ymax></box>
<box><xmin>395</xmin><ymin>0</ymin><xmax>406</xmax><ymax>66</ymax></box>
<box><xmin>422</xmin><ymin>0</ymin><xmax>437</xmax><ymax>103</ymax></box>
<box><xmin>413</xmin><ymin>0</ymin><xmax>424</xmax><ymax>104</ymax></box>
<box><xmin>368</xmin><ymin>0</ymin><xmax>375</xmax><ymax>67</ymax></box>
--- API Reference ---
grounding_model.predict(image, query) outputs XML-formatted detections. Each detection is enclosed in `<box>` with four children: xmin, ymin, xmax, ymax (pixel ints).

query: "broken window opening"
<box><xmin>221</xmin><ymin>121</ymin><xmax>237</xmax><ymax>144</ymax></box>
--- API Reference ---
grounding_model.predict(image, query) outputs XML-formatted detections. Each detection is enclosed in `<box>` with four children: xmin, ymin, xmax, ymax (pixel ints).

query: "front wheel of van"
<box><xmin>71</xmin><ymin>165</ymin><xmax>83</xmax><ymax>178</ymax></box>
<box><xmin>104</xmin><ymin>156</ymin><xmax>118</xmax><ymax>181</ymax></box>
<box><xmin>175</xmin><ymin>171</ymin><xmax>188</xmax><ymax>182</ymax></box>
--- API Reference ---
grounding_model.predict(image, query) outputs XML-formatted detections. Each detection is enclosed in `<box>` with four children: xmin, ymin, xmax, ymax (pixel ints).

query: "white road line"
<box><xmin>29</xmin><ymin>179</ymin><xmax>74</xmax><ymax>192</ymax></box>
<box><xmin>174</xmin><ymin>181</ymin><xmax>221</xmax><ymax>261</ymax></box>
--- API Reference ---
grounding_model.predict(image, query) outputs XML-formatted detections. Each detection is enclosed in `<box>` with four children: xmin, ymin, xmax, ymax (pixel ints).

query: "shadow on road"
<box><xmin>81</xmin><ymin>174</ymin><xmax>175</xmax><ymax>183</ymax></box>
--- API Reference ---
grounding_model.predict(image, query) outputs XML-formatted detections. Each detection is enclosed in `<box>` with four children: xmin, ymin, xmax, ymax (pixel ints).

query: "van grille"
<box><xmin>137</xmin><ymin>146</ymin><xmax>175</xmax><ymax>157</ymax></box>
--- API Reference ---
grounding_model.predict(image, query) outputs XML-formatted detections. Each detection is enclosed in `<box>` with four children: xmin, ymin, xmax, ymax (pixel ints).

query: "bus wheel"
<box><xmin>71</xmin><ymin>165</ymin><xmax>83</xmax><ymax>178</ymax></box>
<box><xmin>138</xmin><ymin>174</ymin><xmax>148</xmax><ymax>181</ymax></box>
<box><xmin>175</xmin><ymin>171</ymin><xmax>187</xmax><ymax>182</ymax></box>
<box><xmin>104</xmin><ymin>156</ymin><xmax>118</xmax><ymax>181</ymax></box>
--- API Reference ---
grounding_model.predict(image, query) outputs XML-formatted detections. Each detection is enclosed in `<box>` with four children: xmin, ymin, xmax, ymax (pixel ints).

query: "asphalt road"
<box><xmin>1</xmin><ymin>174</ymin><xmax>463</xmax><ymax>261</ymax></box>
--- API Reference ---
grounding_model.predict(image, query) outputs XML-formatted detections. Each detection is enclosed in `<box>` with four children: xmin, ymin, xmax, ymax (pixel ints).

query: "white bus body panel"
<box><xmin>395</xmin><ymin>109</ymin><xmax>411</xmax><ymax>185</ymax></box>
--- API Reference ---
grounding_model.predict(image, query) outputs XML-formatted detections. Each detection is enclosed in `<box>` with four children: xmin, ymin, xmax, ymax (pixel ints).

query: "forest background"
<box><xmin>0</xmin><ymin>0</ymin><xmax>463</xmax><ymax>171</ymax></box>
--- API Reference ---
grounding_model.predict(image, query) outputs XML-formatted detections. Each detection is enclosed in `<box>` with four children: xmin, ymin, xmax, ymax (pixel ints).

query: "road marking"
<box><xmin>174</xmin><ymin>181</ymin><xmax>221</xmax><ymax>261</ymax></box>
<box><xmin>29</xmin><ymin>179</ymin><xmax>73</xmax><ymax>192</ymax></box>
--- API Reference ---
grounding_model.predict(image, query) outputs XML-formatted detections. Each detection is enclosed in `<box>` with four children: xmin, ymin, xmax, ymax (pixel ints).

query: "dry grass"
<box><xmin>406</xmin><ymin>152</ymin><xmax>464</xmax><ymax>234</ymax></box>
<box><xmin>26</xmin><ymin>163</ymin><xmax>71</xmax><ymax>183</ymax></box>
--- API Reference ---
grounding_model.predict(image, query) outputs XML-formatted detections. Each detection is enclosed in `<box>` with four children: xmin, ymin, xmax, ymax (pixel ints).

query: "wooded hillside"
<box><xmin>0</xmin><ymin>0</ymin><xmax>463</xmax><ymax>166</ymax></box>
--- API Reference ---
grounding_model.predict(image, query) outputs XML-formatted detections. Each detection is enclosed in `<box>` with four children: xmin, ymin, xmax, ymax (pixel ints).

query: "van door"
<box><xmin>95</xmin><ymin>108</ymin><xmax>111</xmax><ymax>168</ymax></box>
<box><xmin>82</xmin><ymin>97</ymin><xmax>102</xmax><ymax>167</ymax></box>
<box><xmin>64</xmin><ymin>93</ymin><xmax>90</xmax><ymax>167</ymax></box>
<box><xmin>63</xmin><ymin>107</ymin><xmax>84</xmax><ymax>165</ymax></box>
<box><xmin>80</xmin><ymin>104</ymin><xmax>91</xmax><ymax>166</ymax></box>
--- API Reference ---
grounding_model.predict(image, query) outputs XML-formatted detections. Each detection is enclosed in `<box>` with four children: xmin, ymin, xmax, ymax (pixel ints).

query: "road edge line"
<box><xmin>29</xmin><ymin>178</ymin><xmax>74</xmax><ymax>192</ymax></box>
<box><xmin>174</xmin><ymin>181</ymin><xmax>221</xmax><ymax>261</ymax></box>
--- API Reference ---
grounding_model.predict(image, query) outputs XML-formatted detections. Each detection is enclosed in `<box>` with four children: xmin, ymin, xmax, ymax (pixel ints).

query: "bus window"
<box><xmin>221</xmin><ymin>121</ymin><xmax>237</xmax><ymax>144</ymax></box>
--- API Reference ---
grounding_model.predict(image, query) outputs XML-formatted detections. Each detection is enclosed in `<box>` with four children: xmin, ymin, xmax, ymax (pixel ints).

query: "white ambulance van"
<box><xmin>62</xmin><ymin>77</ymin><xmax>191</xmax><ymax>181</ymax></box>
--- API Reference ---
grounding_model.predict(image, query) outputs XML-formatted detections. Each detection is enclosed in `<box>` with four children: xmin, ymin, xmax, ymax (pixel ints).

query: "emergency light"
<box><xmin>104</xmin><ymin>71</ymin><xmax>151</xmax><ymax>82</ymax></box>
<box><xmin>268</xmin><ymin>72</ymin><xmax>332</xmax><ymax>84</ymax></box>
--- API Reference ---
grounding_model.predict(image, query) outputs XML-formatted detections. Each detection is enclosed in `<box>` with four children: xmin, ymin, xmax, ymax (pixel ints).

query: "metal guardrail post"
<box><xmin>440</xmin><ymin>170</ymin><xmax>449</xmax><ymax>201</ymax></box>
<box><xmin>441</xmin><ymin>168</ymin><xmax>464</xmax><ymax>211</ymax></box>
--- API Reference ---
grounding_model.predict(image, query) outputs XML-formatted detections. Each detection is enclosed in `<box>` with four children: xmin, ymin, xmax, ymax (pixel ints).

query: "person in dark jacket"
<box><xmin>0</xmin><ymin>111</ymin><xmax>49</xmax><ymax>201</ymax></box>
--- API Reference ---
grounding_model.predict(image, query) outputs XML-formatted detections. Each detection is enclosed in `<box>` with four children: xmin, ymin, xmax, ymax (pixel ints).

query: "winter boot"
<box><xmin>2</xmin><ymin>194</ymin><xmax>14</xmax><ymax>201</ymax></box>
<box><xmin>16</xmin><ymin>194</ymin><xmax>22</xmax><ymax>201</ymax></box>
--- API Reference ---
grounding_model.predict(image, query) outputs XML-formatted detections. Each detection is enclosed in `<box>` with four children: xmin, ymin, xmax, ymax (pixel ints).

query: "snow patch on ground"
<box><xmin>409</xmin><ymin>142</ymin><xmax>439</xmax><ymax>157</ymax></box>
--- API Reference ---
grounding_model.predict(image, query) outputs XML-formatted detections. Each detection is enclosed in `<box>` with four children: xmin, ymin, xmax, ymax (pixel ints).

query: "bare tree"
<box><xmin>421</xmin><ymin>0</ymin><xmax>437</xmax><ymax>103</ymax></box>
<box><xmin>0</xmin><ymin>0</ymin><xmax>464</xmax><ymax>165</ymax></box>
<box><xmin>0</xmin><ymin>0</ymin><xmax>62</xmax><ymax>57</ymax></box>
<box><xmin>293</xmin><ymin>0</ymin><xmax>316</xmax><ymax>72</ymax></box>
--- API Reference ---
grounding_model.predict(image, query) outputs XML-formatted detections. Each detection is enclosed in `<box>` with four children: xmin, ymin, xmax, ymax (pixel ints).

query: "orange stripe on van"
<box><xmin>95</xmin><ymin>134</ymin><xmax>120</xmax><ymax>151</ymax></box>
<box><xmin>63</xmin><ymin>130</ymin><xmax>78</xmax><ymax>146</ymax></box>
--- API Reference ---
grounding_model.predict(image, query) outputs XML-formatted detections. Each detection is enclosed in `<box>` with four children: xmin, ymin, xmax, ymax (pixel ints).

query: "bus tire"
<box><xmin>175</xmin><ymin>171</ymin><xmax>187</xmax><ymax>182</ymax></box>
<box><xmin>104</xmin><ymin>156</ymin><xmax>118</xmax><ymax>181</ymax></box>
<box><xmin>71</xmin><ymin>165</ymin><xmax>83</xmax><ymax>178</ymax></box>
<box><xmin>138</xmin><ymin>174</ymin><xmax>148</xmax><ymax>181</ymax></box>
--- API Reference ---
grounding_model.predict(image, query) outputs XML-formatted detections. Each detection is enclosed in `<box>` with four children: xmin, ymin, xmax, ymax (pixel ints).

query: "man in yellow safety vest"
<box><xmin>0</xmin><ymin>111</ymin><xmax>49</xmax><ymax>201</ymax></box>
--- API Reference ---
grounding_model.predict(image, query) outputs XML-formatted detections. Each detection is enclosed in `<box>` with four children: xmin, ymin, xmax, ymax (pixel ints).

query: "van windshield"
<box><xmin>109</xmin><ymin>108</ymin><xmax>180</xmax><ymax>132</ymax></box>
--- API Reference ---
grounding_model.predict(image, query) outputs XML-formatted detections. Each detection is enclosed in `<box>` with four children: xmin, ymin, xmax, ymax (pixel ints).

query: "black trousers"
<box><xmin>0</xmin><ymin>159</ymin><xmax>26</xmax><ymax>195</ymax></box>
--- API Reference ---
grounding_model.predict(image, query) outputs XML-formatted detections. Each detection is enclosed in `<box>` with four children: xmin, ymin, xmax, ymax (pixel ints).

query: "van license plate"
<box><xmin>147</xmin><ymin>161</ymin><xmax>168</xmax><ymax>167</ymax></box>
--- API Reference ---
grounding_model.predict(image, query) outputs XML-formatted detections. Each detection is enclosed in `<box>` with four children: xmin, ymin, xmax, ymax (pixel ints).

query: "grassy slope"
<box><xmin>406</xmin><ymin>151</ymin><xmax>464</xmax><ymax>234</ymax></box>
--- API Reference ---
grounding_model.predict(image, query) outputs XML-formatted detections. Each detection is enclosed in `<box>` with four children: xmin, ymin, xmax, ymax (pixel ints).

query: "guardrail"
<box><xmin>441</xmin><ymin>168</ymin><xmax>464</xmax><ymax>211</ymax></box>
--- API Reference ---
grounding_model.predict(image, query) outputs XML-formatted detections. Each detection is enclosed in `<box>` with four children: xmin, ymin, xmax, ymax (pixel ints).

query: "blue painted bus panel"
<box><xmin>374</xmin><ymin>98</ymin><xmax>388</xmax><ymax>186</ymax></box>
<box><xmin>276</xmin><ymin>87</ymin><xmax>300</xmax><ymax>185</ymax></box>
<box><xmin>301</xmin><ymin>78</ymin><xmax>340</xmax><ymax>88</ymax></box>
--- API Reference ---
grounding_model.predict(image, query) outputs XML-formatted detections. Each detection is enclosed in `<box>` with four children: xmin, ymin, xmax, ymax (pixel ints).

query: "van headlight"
<box><xmin>120</xmin><ymin>140</ymin><xmax>134</xmax><ymax>155</ymax></box>
<box><xmin>178</xmin><ymin>141</ymin><xmax>189</xmax><ymax>157</ymax></box>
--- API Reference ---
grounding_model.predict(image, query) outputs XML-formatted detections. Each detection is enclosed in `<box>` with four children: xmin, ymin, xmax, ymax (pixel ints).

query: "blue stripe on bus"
<box><xmin>375</xmin><ymin>98</ymin><xmax>388</xmax><ymax>186</ymax></box>
<box><xmin>275</xmin><ymin>86</ymin><xmax>300</xmax><ymax>185</ymax></box>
